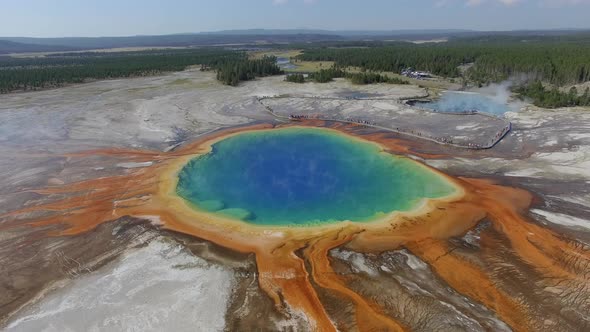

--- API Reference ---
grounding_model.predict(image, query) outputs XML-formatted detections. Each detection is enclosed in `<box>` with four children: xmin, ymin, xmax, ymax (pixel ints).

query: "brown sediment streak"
<box><xmin>461</xmin><ymin>178</ymin><xmax>590</xmax><ymax>281</ymax></box>
<box><xmin>403</xmin><ymin>178</ymin><xmax>589</xmax><ymax>332</ymax></box>
<box><xmin>3</xmin><ymin>122</ymin><xmax>588</xmax><ymax>331</ymax></box>
<box><xmin>305</xmin><ymin>228</ymin><xmax>406</xmax><ymax>332</ymax></box>
<box><xmin>406</xmin><ymin>238</ymin><xmax>530</xmax><ymax>331</ymax></box>
<box><xmin>256</xmin><ymin>243</ymin><xmax>336</xmax><ymax>331</ymax></box>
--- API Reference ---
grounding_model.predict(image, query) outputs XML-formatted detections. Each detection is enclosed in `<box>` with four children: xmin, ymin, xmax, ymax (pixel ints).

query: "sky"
<box><xmin>0</xmin><ymin>0</ymin><xmax>589</xmax><ymax>37</ymax></box>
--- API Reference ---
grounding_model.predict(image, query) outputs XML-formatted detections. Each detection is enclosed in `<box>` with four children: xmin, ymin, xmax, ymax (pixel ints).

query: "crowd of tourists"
<box><xmin>289</xmin><ymin>114</ymin><xmax>376</xmax><ymax>126</ymax></box>
<box><xmin>395</xmin><ymin>127</ymin><xmax>455</xmax><ymax>145</ymax></box>
<box><xmin>435</xmin><ymin>109</ymin><xmax>479</xmax><ymax>115</ymax></box>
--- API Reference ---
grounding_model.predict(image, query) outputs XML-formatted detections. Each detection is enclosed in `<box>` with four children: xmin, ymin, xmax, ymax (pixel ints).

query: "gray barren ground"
<box><xmin>1</xmin><ymin>70</ymin><xmax>589</xmax><ymax>331</ymax></box>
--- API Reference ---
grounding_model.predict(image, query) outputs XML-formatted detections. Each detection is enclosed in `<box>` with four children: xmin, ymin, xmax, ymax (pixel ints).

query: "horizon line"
<box><xmin>2</xmin><ymin>27</ymin><xmax>590</xmax><ymax>39</ymax></box>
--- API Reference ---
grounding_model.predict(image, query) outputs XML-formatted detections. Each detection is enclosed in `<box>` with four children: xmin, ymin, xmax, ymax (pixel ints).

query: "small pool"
<box><xmin>417</xmin><ymin>92</ymin><xmax>511</xmax><ymax>116</ymax></box>
<box><xmin>277</xmin><ymin>57</ymin><xmax>297</xmax><ymax>70</ymax></box>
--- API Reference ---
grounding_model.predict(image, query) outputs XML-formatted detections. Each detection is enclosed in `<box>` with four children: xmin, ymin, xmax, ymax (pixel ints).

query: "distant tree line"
<box><xmin>290</xmin><ymin>68</ymin><xmax>409</xmax><ymax>85</ymax></box>
<box><xmin>6</xmin><ymin>37</ymin><xmax>590</xmax><ymax>99</ymax></box>
<box><xmin>299</xmin><ymin>44</ymin><xmax>469</xmax><ymax>79</ymax></box>
<box><xmin>307</xmin><ymin>68</ymin><xmax>346</xmax><ymax>83</ymax></box>
<box><xmin>285</xmin><ymin>73</ymin><xmax>305</xmax><ymax>83</ymax></box>
<box><xmin>297</xmin><ymin>41</ymin><xmax>590</xmax><ymax>86</ymax></box>
<box><xmin>515</xmin><ymin>81</ymin><xmax>590</xmax><ymax>108</ymax></box>
<box><xmin>346</xmin><ymin>72</ymin><xmax>409</xmax><ymax>85</ymax></box>
<box><xmin>215</xmin><ymin>56</ymin><xmax>283</xmax><ymax>86</ymax></box>
<box><xmin>0</xmin><ymin>50</ymin><xmax>283</xmax><ymax>93</ymax></box>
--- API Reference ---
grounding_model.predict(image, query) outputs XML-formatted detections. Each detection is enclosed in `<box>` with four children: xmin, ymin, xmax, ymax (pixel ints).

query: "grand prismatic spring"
<box><xmin>176</xmin><ymin>128</ymin><xmax>456</xmax><ymax>225</ymax></box>
<box><xmin>3</xmin><ymin>121</ymin><xmax>589</xmax><ymax>332</ymax></box>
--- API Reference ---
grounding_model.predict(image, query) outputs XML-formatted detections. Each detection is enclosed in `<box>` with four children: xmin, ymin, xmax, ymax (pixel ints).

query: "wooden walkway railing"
<box><xmin>256</xmin><ymin>96</ymin><xmax>512</xmax><ymax>150</ymax></box>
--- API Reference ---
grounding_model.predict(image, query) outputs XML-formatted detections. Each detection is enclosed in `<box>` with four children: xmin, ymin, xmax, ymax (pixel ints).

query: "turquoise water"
<box><xmin>419</xmin><ymin>92</ymin><xmax>511</xmax><ymax>116</ymax></box>
<box><xmin>177</xmin><ymin>128</ymin><xmax>455</xmax><ymax>226</ymax></box>
<box><xmin>277</xmin><ymin>57</ymin><xmax>297</xmax><ymax>70</ymax></box>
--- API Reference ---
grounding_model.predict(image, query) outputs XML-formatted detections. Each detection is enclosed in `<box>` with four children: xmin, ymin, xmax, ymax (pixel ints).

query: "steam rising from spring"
<box><xmin>474</xmin><ymin>75</ymin><xmax>533</xmax><ymax>112</ymax></box>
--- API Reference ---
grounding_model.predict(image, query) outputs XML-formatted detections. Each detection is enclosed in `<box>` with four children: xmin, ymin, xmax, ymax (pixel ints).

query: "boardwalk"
<box><xmin>258</xmin><ymin>96</ymin><xmax>512</xmax><ymax>150</ymax></box>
